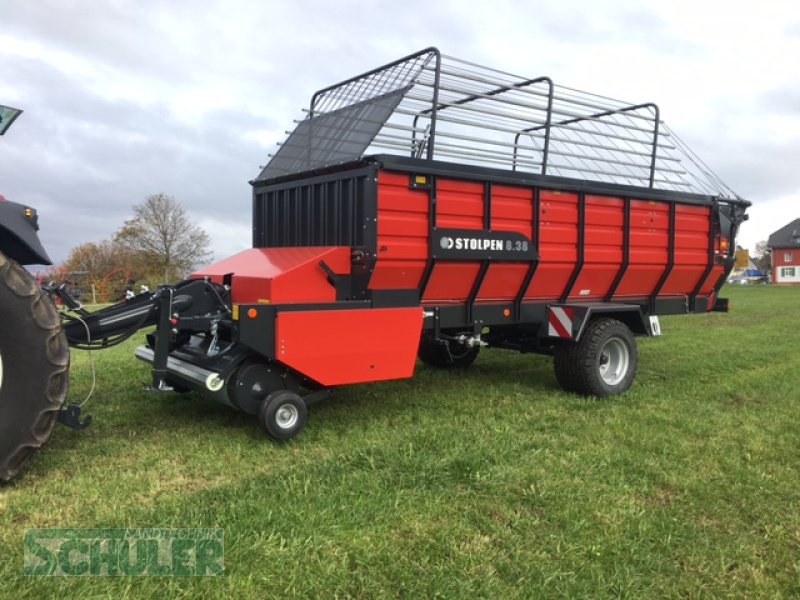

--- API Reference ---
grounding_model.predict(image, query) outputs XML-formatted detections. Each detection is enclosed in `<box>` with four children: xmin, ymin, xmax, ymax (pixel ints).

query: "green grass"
<box><xmin>2</xmin><ymin>286</ymin><xmax>800</xmax><ymax>598</ymax></box>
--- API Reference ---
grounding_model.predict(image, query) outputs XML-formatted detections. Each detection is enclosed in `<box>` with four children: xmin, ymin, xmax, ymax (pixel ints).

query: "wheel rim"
<box><xmin>275</xmin><ymin>403</ymin><xmax>299</xmax><ymax>429</ymax></box>
<box><xmin>598</xmin><ymin>337</ymin><xmax>629</xmax><ymax>386</ymax></box>
<box><xmin>450</xmin><ymin>343</ymin><xmax>471</xmax><ymax>359</ymax></box>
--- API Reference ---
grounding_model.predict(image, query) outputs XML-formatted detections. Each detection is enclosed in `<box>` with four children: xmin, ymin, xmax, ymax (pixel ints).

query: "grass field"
<box><xmin>1</xmin><ymin>285</ymin><xmax>799</xmax><ymax>598</ymax></box>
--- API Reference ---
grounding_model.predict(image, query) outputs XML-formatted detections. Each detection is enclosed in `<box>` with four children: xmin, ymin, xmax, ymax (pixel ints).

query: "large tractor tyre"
<box><xmin>552</xmin><ymin>318</ymin><xmax>637</xmax><ymax>397</ymax></box>
<box><xmin>0</xmin><ymin>253</ymin><xmax>69</xmax><ymax>483</ymax></box>
<box><xmin>418</xmin><ymin>336</ymin><xmax>480</xmax><ymax>369</ymax></box>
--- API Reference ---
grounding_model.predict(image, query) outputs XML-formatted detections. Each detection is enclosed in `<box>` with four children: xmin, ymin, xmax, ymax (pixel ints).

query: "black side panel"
<box><xmin>252</xmin><ymin>166</ymin><xmax>375</xmax><ymax>249</ymax></box>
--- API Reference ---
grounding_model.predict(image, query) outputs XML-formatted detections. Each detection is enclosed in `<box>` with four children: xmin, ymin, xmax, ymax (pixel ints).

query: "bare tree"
<box><xmin>114</xmin><ymin>193</ymin><xmax>213</xmax><ymax>283</ymax></box>
<box><xmin>753</xmin><ymin>240</ymin><xmax>771</xmax><ymax>273</ymax></box>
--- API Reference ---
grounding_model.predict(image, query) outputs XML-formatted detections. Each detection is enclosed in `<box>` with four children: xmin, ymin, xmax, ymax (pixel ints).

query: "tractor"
<box><xmin>0</xmin><ymin>105</ymin><xmax>69</xmax><ymax>482</ymax></box>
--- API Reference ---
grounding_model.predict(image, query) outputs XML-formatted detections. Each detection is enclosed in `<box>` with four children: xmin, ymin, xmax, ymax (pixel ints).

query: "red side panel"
<box><xmin>422</xmin><ymin>179</ymin><xmax>484</xmax><ymax>302</ymax></box>
<box><xmin>275</xmin><ymin>307</ymin><xmax>423</xmax><ymax>386</ymax></box>
<box><xmin>477</xmin><ymin>185</ymin><xmax>533</xmax><ymax>301</ymax></box>
<box><xmin>367</xmin><ymin>168</ymin><xmax>720</xmax><ymax>308</ymax></box>
<box><xmin>370</xmin><ymin>172</ymin><xmax>429</xmax><ymax>290</ymax></box>
<box><xmin>437</xmin><ymin>179</ymin><xmax>484</xmax><ymax>229</ymax></box>
<box><xmin>568</xmin><ymin>195</ymin><xmax>624</xmax><ymax>300</ymax></box>
<box><xmin>477</xmin><ymin>263</ymin><xmax>529</xmax><ymax>301</ymax></box>
<box><xmin>424</xmin><ymin>262</ymin><xmax>482</xmax><ymax>302</ymax></box>
<box><xmin>490</xmin><ymin>184</ymin><xmax>534</xmax><ymax>236</ymax></box>
<box><xmin>660</xmin><ymin>205</ymin><xmax>711</xmax><ymax>295</ymax></box>
<box><xmin>193</xmin><ymin>247</ymin><xmax>350</xmax><ymax>305</ymax></box>
<box><xmin>613</xmin><ymin>200</ymin><xmax>669</xmax><ymax>297</ymax></box>
<box><xmin>523</xmin><ymin>190</ymin><xmax>579</xmax><ymax>300</ymax></box>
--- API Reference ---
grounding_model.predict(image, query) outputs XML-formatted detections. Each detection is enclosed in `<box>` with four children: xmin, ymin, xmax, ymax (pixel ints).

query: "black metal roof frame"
<box><xmin>257</xmin><ymin>47</ymin><xmax>744</xmax><ymax>202</ymax></box>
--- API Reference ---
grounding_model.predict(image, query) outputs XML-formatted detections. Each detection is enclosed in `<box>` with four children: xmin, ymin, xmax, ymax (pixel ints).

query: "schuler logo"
<box><xmin>24</xmin><ymin>528</ymin><xmax>224</xmax><ymax>577</ymax></box>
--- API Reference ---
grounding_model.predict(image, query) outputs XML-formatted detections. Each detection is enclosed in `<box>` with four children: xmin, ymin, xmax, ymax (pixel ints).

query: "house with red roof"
<box><xmin>767</xmin><ymin>218</ymin><xmax>800</xmax><ymax>284</ymax></box>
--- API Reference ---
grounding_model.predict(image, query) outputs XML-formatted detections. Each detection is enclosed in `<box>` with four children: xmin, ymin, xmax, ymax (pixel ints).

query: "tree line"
<box><xmin>58</xmin><ymin>194</ymin><xmax>212</xmax><ymax>302</ymax></box>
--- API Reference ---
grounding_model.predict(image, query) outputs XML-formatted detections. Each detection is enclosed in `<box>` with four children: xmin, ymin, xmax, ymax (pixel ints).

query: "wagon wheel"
<box><xmin>552</xmin><ymin>318</ymin><xmax>637</xmax><ymax>397</ymax></box>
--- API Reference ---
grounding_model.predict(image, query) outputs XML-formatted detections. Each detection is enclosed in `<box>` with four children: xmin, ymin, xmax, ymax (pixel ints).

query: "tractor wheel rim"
<box><xmin>276</xmin><ymin>404</ymin><xmax>299</xmax><ymax>429</ymax></box>
<box><xmin>598</xmin><ymin>338</ymin><xmax>629</xmax><ymax>386</ymax></box>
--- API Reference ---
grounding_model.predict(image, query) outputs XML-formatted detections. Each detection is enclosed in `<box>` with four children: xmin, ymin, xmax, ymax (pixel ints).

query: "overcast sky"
<box><xmin>2</xmin><ymin>0</ymin><xmax>798</xmax><ymax>267</ymax></box>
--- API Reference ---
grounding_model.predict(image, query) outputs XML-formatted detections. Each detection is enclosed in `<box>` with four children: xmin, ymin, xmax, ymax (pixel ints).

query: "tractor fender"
<box><xmin>0</xmin><ymin>198</ymin><xmax>51</xmax><ymax>265</ymax></box>
<box><xmin>542</xmin><ymin>303</ymin><xmax>650</xmax><ymax>342</ymax></box>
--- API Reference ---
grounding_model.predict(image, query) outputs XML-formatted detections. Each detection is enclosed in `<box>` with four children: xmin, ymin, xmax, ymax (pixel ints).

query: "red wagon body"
<box><xmin>88</xmin><ymin>48</ymin><xmax>751</xmax><ymax>438</ymax></box>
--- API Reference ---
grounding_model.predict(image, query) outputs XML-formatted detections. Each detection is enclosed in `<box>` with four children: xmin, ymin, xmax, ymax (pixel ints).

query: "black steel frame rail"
<box><xmin>369</xmin><ymin>154</ymin><xmax>736</xmax><ymax>208</ymax></box>
<box><xmin>310</xmin><ymin>47</ymin><xmax>440</xmax><ymax>116</ymax></box>
<box><xmin>464</xmin><ymin>182</ymin><xmax>493</xmax><ymax>324</ymax></box>
<box><xmin>560</xmin><ymin>192</ymin><xmax>586</xmax><ymax>303</ymax></box>
<box><xmin>689</xmin><ymin>201</ymin><xmax>720</xmax><ymax>312</ymax></box>
<box><xmin>418</xmin><ymin>176</ymin><xmax>438</xmax><ymax>298</ymax></box>
<box><xmin>606</xmin><ymin>197</ymin><xmax>631</xmax><ymax>301</ymax></box>
<box><xmin>514</xmin><ymin>187</ymin><xmax>541</xmax><ymax>320</ymax></box>
<box><xmin>511</xmin><ymin>77</ymin><xmax>554</xmax><ymax>173</ymax></box>
<box><xmin>412</xmin><ymin>75</ymin><xmax>555</xmax><ymax>171</ymax></box>
<box><xmin>303</xmin><ymin>50</ymin><xmax>663</xmax><ymax>187</ymax></box>
<box><xmin>649</xmin><ymin>202</ymin><xmax>677</xmax><ymax>314</ymax></box>
<box><xmin>524</xmin><ymin>102</ymin><xmax>661</xmax><ymax>187</ymax></box>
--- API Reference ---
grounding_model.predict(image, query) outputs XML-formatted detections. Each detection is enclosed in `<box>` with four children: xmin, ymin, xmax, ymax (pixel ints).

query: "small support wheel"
<box><xmin>258</xmin><ymin>390</ymin><xmax>307</xmax><ymax>441</ymax></box>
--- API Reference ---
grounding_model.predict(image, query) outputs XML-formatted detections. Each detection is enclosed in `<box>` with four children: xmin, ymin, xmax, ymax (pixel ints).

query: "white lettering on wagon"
<box><xmin>439</xmin><ymin>236</ymin><xmax>528</xmax><ymax>252</ymax></box>
<box><xmin>452</xmin><ymin>237</ymin><xmax>504</xmax><ymax>251</ymax></box>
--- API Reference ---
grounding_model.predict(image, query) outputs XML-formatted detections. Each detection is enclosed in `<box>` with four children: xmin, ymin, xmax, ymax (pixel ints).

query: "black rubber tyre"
<box><xmin>418</xmin><ymin>336</ymin><xmax>480</xmax><ymax>368</ymax></box>
<box><xmin>553</xmin><ymin>343</ymin><xmax>578</xmax><ymax>393</ymax></box>
<box><xmin>552</xmin><ymin>318</ymin><xmax>637</xmax><ymax>397</ymax></box>
<box><xmin>231</xmin><ymin>359</ymin><xmax>300</xmax><ymax>416</ymax></box>
<box><xmin>257</xmin><ymin>390</ymin><xmax>307</xmax><ymax>441</ymax></box>
<box><xmin>0</xmin><ymin>253</ymin><xmax>70</xmax><ymax>483</ymax></box>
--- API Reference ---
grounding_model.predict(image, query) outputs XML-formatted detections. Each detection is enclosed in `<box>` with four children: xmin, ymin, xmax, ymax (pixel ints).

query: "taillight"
<box><xmin>715</xmin><ymin>235</ymin><xmax>730</xmax><ymax>257</ymax></box>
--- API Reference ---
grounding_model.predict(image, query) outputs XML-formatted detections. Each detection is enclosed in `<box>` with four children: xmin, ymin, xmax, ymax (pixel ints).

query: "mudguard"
<box><xmin>543</xmin><ymin>303</ymin><xmax>650</xmax><ymax>341</ymax></box>
<box><xmin>0</xmin><ymin>198</ymin><xmax>51</xmax><ymax>265</ymax></box>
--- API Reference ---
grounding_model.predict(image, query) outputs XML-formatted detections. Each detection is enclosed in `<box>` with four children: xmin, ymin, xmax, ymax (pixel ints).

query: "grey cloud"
<box><xmin>786</xmin><ymin>21</ymin><xmax>800</xmax><ymax>37</ymax></box>
<box><xmin>695</xmin><ymin>140</ymin><xmax>800</xmax><ymax>202</ymax></box>
<box><xmin>3</xmin><ymin>56</ymin><xmax>271</xmax><ymax>263</ymax></box>
<box><xmin>761</xmin><ymin>87</ymin><xmax>800</xmax><ymax>116</ymax></box>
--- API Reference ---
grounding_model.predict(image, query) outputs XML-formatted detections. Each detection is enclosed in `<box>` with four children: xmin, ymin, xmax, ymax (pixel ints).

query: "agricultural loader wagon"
<box><xmin>0</xmin><ymin>49</ymin><xmax>749</xmax><ymax>482</ymax></box>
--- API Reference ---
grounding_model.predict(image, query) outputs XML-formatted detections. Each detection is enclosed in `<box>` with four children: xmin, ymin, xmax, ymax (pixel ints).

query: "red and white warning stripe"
<box><xmin>548</xmin><ymin>306</ymin><xmax>574</xmax><ymax>339</ymax></box>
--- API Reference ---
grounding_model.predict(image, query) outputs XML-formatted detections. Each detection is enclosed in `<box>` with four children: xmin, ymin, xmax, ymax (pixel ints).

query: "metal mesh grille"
<box><xmin>256</xmin><ymin>89</ymin><xmax>407</xmax><ymax>180</ymax></box>
<box><xmin>310</xmin><ymin>51</ymin><xmax>436</xmax><ymax>114</ymax></box>
<box><xmin>258</xmin><ymin>49</ymin><xmax>739</xmax><ymax>199</ymax></box>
